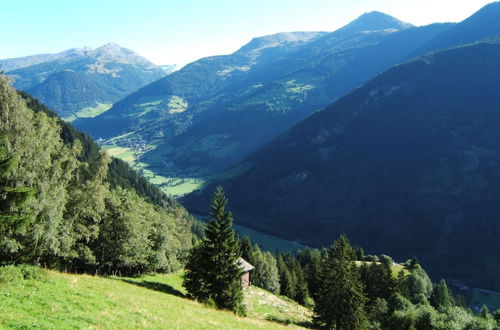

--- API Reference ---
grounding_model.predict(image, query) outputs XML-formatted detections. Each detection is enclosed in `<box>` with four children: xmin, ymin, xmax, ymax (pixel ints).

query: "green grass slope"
<box><xmin>0</xmin><ymin>266</ymin><xmax>311</xmax><ymax>329</ymax></box>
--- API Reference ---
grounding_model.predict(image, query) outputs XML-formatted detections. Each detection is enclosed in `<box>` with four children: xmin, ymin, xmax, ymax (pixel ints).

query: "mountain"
<box><xmin>336</xmin><ymin>11</ymin><xmax>412</xmax><ymax>33</ymax></box>
<box><xmin>0</xmin><ymin>47</ymin><xmax>92</xmax><ymax>72</ymax></box>
<box><xmin>74</xmin><ymin>14</ymin><xmax>451</xmax><ymax>177</ymax></box>
<box><xmin>185</xmin><ymin>40</ymin><xmax>500</xmax><ymax>288</ymax></box>
<box><xmin>1</xmin><ymin>73</ymin><xmax>197</xmax><ymax>274</ymax></box>
<box><xmin>412</xmin><ymin>1</ymin><xmax>500</xmax><ymax>55</ymax></box>
<box><xmin>2</xmin><ymin>43</ymin><xmax>166</xmax><ymax>120</ymax></box>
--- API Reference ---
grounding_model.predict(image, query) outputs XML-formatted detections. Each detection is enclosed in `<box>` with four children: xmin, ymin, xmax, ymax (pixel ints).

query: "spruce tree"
<box><xmin>183</xmin><ymin>244</ymin><xmax>211</xmax><ymax>302</ymax></box>
<box><xmin>183</xmin><ymin>186</ymin><xmax>245</xmax><ymax>315</ymax></box>
<box><xmin>240</xmin><ymin>235</ymin><xmax>254</xmax><ymax>263</ymax></box>
<box><xmin>313</xmin><ymin>235</ymin><xmax>368</xmax><ymax>330</ymax></box>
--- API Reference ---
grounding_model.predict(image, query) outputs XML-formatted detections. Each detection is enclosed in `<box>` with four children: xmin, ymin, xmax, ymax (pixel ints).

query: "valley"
<box><xmin>2</xmin><ymin>1</ymin><xmax>500</xmax><ymax>328</ymax></box>
<box><xmin>68</xmin><ymin>1</ymin><xmax>500</xmax><ymax>291</ymax></box>
<box><xmin>99</xmin><ymin>142</ymin><xmax>304</xmax><ymax>252</ymax></box>
<box><xmin>100</xmin><ymin>144</ymin><xmax>205</xmax><ymax>198</ymax></box>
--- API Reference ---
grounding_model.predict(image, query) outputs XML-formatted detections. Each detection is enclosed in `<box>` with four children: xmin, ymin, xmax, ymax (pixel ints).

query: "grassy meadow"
<box><xmin>63</xmin><ymin>103</ymin><xmax>112</xmax><ymax>122</ymax></box>
<box><xmin>471</xmin><ymin>288</ymin><xmax>500</xmax><ymax>311</ymax></box>
<box><xmin>0</xmin><ymin>265</ymin><xmax>311</xmax><ymax>329</ymax></box>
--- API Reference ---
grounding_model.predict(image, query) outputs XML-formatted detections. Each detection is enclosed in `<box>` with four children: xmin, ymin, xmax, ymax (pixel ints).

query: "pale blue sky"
<box><xmin>0</xmin><ymin>0</ymin><xmax>494</xmax><ymax>66</ymax></box>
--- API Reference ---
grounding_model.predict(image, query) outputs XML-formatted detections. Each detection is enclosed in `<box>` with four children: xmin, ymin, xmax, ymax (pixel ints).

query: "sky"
<box><xmin>0</xmin><ymin>0</ymin><xmax>494</xmax><ymax>67</ymax></box>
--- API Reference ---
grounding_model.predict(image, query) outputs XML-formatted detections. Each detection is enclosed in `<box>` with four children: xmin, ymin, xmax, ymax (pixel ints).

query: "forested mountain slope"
<box><xmin>411</xmin><ymin>1</ymin><xmax>500</xmax><ymax>56</ymax></box>
<box><xmin>185</xmin><ymin>41</ymin><xmax>500</xmax><ymax>288</ymax></box>
<box><xmin>0</xmin><ymin>74</ymin><xmax>194</xmax><ymax>274</ymax></box>
<box><xmin>75</xmin><ymin>13</ymin><xmax>451</xmax><ymax>175</ymax></box>
<box><xmin>1</xmin><ymin>43</ymin><xmax>165</xmax><ymax>120</ymax></box>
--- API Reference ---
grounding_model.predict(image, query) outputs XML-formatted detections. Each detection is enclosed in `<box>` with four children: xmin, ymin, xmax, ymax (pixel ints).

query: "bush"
<box><xmin>0</xmin><ymin>265</ymin><xmax>23</xmax><ymax>285</ymax></box>
<box><xmin>18</xmin><ymin>264</ymin><xmax>48</xmax><ymax>281</ymax></box>
<box><xmin>0</xmin><ymin>265</ymin><xmax>48</xmax><ymax>286</ymax></box>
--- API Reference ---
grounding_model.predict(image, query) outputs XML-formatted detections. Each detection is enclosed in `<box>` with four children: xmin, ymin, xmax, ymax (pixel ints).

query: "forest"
<box><xmin>1</xmin><ymin>73</ymin><xmax>499</xmax><ymax>329</ymax></box>
<box><xmin>1</xmin><ymin>74</ymin><xmax>195</xmax><ymax>274</ymax></box>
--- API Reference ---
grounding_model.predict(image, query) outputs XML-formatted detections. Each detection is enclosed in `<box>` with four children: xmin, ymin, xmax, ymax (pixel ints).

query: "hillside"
<box><xmin>185</xmin><ymin>40</ymin><xmax>500</xmax><ymax>289</ymax></box>
<box><xmin>74</xmin><ymin>13</ymin><xmax>450</xmax><ymax>178</ymax></box>
<box><xmin>0</xmin><ymin>74</ymin><xmax>195</xmax><ymax>274</ymax></box>
<box><xmin>2</xmin><ymin>43</ymin><xmax>166</xmax><ymax>120</ymax></box>
<box><xmin>412</xmin><ymin>1</ymin><xmax>500</xmax><ymax>56</ymax></box>
<box><xmin>0</xmin><ymin>266</ymin><xmax>311</xmax><ymax>329</ymax></box>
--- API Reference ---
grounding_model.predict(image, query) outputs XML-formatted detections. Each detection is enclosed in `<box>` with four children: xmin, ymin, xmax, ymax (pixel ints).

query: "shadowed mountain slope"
<box><xmin>185</xmin><ymin>41</ymin><xmax>500</xmax><ymax>288</ymax></box>
<box><xmin>75</xmin><ymin>13</ymin><xmax>450</xmax><ymax>176</ymax></box>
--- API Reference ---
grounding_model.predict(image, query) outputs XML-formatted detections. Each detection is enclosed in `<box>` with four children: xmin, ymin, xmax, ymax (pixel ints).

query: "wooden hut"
<box><xmin>237</xmin><ymin>257</ymin><xmax>255</xmax><ymax>288</ymax></box>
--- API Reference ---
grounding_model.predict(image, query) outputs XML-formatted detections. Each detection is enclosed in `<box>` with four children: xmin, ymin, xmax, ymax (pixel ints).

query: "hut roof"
<box><xmin>237</xmin><ymin>257</ymin><xmax>255</xmax><ymax>272</ymax></box>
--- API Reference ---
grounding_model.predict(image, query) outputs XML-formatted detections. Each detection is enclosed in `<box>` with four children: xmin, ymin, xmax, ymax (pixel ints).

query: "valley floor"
<box><xmin>100</xmin><ymin>144</ymin><xmax>205</xmax><ymax>198</ymax></box>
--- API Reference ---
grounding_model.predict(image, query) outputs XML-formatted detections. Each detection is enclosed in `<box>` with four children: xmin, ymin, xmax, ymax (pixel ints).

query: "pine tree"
<box><xmin>0</xmin><ymin>134</ymin><xmax>35</xmax><ymax>259</ymax></box>
<box><xmin>183</xmin><ymin>186</ymin><xmax>245</xmax><ymax>315</ymax></box>
<box><xmin>361</xmin><ymin>260</ymin><xmax>395</xmax><ymax>303</ymax></box>
<box><xmin>277</xmin><ymin>254</ymin><xmax>296</xmax><ymax>298</ymax></box>
<box><xmin>183</xmin><ymin>244</ymin><xmax>211</xmax><ymax>302</ymax></box>
<box><xmin>240</xmin><ymin>235</ymin><xmax>254</xmax><ymax>263</ymax></box>
<box><xmin>313</xmin><ymin>235</ymin><xmax>368</xmax><ymax>330</ymax></box>
<box><xmin>479</xmin><ymin>305</ymin><xmax>491</xmax><ymax>319</ymax></box>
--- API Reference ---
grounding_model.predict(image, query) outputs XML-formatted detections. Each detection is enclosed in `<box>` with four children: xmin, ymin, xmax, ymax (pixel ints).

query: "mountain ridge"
<box><xmin>3</xmin><ymin>43</ymin><xmax>167</xmax><ymax>120</ymax></box>
<box><xmin>185</xmin><ymin>40</ymin><xmax>500</xmax><ymax>288</ymax></box>
<box><xmin>74</xmin><ymin>14</ymin><xmax>450</xmax><ymax>179</ymax></box>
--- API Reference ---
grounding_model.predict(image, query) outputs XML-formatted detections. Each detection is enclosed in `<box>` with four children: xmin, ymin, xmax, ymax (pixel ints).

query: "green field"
<box><xmin>233</xmin><ymin>223</ymin><xmax>305</xmax><ymax>253</ymax></box>
<box><xmin>76</xmin><ymin>102</ymin><xmax>112</xmax><ymax>118</ymax></box>
<box><xmin>135</xmin><ymin>99</ymin><xmax>163</xmax><ymax>116</ymax></box>
<box><xmin>354</xmin><ymin>261</ymin><xmax>410</xmax><ymax>277</ymax></box>
<box><xmin>168</xmin><ymin>95</ymin><xmax>188</xmax><ymax>113</ymax></box>
<box><xmin>101</xmin><ymin>145</ymin><xmax>136</xmax><ymax>163</ymax></box>
<box><xmin>101</xmin><ymin>145</ymin><xmax>205</xmax><ymax>197</ymax></box>
<box><xmin>471</xmin><ymin>288</ymin><xmax>500</xmax><ymax>311</ymax></box>
<box><xmin>158</xmin><ymin>178</ymin><xmax>205</xmax><ymax>196</ymax></box>
<box><xmin>0</xmin><ymin>265</ymin><xmax>310</xmax><ymax>329</ymax></box>
<box><xmin>63</xmin><ymin>103</ymin><xmax>112</xmax><ymax>122</ymax></box>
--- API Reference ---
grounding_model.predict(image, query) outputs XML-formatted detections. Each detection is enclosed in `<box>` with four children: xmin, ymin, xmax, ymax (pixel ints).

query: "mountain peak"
<box><xmin>236</xmin><ymin>31</ymin><xmax>325</xmax><ymax>55</ymax></box>
<box><xmin>89</xmin><ymin>43</ymin><xmax>156</xmax><ymax>67</ymax></box>
<box><xmin>93</xmin><ymin>42</ymin><xmax>127</xmax><ymax>55</ymax></box>
<box><xmin>340</xmin><ymin>11</ymin><xmax>412</xmax><ymax>33</ymax></box>
<box><xmin>98</xmin><ymin>42</ymin><xmax>122</xmax><ymax>51</ymax></box>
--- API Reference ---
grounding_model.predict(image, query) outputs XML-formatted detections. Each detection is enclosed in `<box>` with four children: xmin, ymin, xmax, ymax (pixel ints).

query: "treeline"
<box><xmin>241</xmin><ymin>236</ymin><xmax>499</xmax><ymax>329</ymax></box>
<box><xmin>183</xmin><ymin>187</ymin><xmax>498</xmax><ymax>328</ymax></box>
<box><xmin>0</xmin><ymin>75</ymin><xmax>195</xmax><ymax>274</ymax></box>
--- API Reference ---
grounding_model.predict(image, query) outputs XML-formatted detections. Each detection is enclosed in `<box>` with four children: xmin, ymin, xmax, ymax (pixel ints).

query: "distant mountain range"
<box><xmin>74</xmin><ymin>12</ymin><xmax>452</xmax><ymax>177</ymax></box>
<box><xmin>1</xmin><ymin>43</ymin><xmax>167</xmax><ymax>121</ymax></box>
<box><xmin>8</xmin><ymin>1</ymin><xmax>500</xmax><ymax>288</ymax></box>
<box><xmin>185</xmin><ymin>2</ymin><xmax>500</xmax><ymax>288</ymax></box>
<box><xmin>160</xmin><ymin>64</ymin><xmax>179</xmax><ymax>74</ymax></box>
